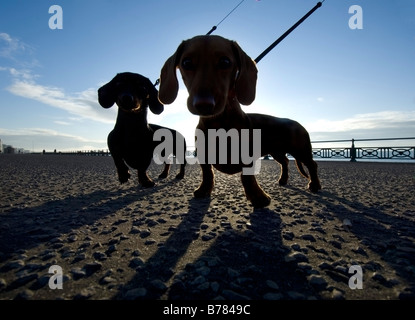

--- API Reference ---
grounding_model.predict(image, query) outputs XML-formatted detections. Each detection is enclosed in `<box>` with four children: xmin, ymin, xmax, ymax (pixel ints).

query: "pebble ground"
<box><xmin>1</xmin><ymin>154</ymin><xmax>414</xmax><ymax>300</ymax></box>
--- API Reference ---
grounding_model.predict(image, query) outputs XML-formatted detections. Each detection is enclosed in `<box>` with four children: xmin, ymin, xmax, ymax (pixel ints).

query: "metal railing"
<box><xmin>311</xmin><ymin>137</ymin><xmax>415</xmax><ymax>161</ymax></box>
<box><xmin>18</xmin><ymin>137</ymin><xmax>414</xmax><ymax>162</ymax></box>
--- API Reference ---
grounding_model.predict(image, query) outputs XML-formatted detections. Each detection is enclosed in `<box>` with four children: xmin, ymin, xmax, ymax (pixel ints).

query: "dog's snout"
<box><xmin>118</xmin><ymin>93</ymin><xmax>136</xmax><ymax>110</ymax></box>
<box><xmin>120</xmin><ymin>93</ymin><xmax>134</xmax><ymax>105</ymax></box>
<box><xmin>192</xmin><ymin>94</ymin><xmax>216</xmax><ymax>115</ymax></box>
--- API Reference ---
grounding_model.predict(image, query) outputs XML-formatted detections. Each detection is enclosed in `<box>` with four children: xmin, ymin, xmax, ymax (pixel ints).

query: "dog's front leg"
<box><xmin>194</xmin><ymin>164</ymin><xmax>214</xmax><ymax>198</ymax></box>
<box><xmin>113</xmin><ymin>157</ymin><xmax>130</xmax><ymax>184</ymax></box>
<box><xmin>108</xmin><ymin>133</ymin><xmax>130</xmax><ymax>184</ymax></box>
<box><xmin>241</xmin><ymin>174</ymin><xmax>271</xmax><ymax>208</ymax></box>
<box><xmin>137</xmin><ymin>168</ymin><xmax>155</xmax><ymax>188</ymax></box>
<box><xmin>158</xmin><ymin>163</ymin><xmax>171</xmax><ymax>179</ymax></box>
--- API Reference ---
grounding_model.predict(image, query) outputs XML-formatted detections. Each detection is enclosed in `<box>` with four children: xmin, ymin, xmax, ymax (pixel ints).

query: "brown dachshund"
<box><xmin>98</xmin><ymin>72</ymin><xmax>186</xmax><ymax>187</ymax></box>
<box><xmin>158</xmin><ymin>35</ymin><xmax>321</xmax><ymax>208</ymax></box>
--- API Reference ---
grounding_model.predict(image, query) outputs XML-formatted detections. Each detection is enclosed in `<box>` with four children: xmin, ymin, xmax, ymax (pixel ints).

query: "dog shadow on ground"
<box><xmin>113</xmin><ymin>197</ymin><xmax>211</xmax><ymax>299</ymax></box>
<box><xmin>289</xmin><ymin>186</ymin><xmax>415</xmax><ymax>296</ymax></box>
<box><xmin>0</xmin><ymin>182</ymin><xmax>173</xmax><ymax>258</ymax></box>
<box><xmin>113</xmin><ymin>202</ymin><xmax>320</xmax><ymax>300</ymax></box>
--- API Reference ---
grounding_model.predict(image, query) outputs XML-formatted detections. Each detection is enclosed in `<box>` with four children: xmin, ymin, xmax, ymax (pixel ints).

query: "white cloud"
<box><xmin>0</xmin><ymin>33</ymin><xmax>24</xmax><ymax>58</ymax></box>
<box><xmin>54</xmin><ymin>120</ymin><xmax>71</xmax><ymax>126</ymax></box>
<box><xmin>1</xmin><ymin>33</ymin><xmax>113</xmax><ymax>124</ymax></box>
<box><xmin>0</xmin><ymin>33</ymin><xmax>37</xmax><ymax>67</ymax></box>
<box><xmin>306</xmin><ymin>111</ymin><xmax>415</xmax><ymax>133</ymax></box>
<box><xmin>305</xmin><ymin>110</ymin><xmax>415</xmax><ymax>144</ymax></box>
<box><xmin>0</xmin><ymin>128</ymin><xmax>107</xmax><ymax>152</ymax></box>
<box><xmin>6</xmin><ymin>80</ymin><xmax>116</xmax><ymax>124</ymax></box>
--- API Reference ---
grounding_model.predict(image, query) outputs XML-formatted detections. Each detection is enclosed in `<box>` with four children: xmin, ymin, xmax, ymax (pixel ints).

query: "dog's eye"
<box><xmin>137</xmin><ymin>87</ymin><xmax>148</xmax><ymax>97</ymax></box>
<box><xmin>218</xmin><ymin>57</ymin><xmax>232</xmax><ymax>69</ymax></box>
<box><xmin>181</xmin><ymin>58</ymin><xmax>194</xmax><ymax>70</ymax></box>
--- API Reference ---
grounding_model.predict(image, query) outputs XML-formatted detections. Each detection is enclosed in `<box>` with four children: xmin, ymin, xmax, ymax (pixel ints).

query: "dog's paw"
<box><xmin>194</xmin><ymin>187</ymin><xmax>212</xmax><ymax>198</ymax></box>
<box><xmin>175</xmin><ymin>172</ymin><xmax>185</xmax><ymax>180</ymax></box>
<box><xmin>158</xmin><ymin>172</ymin><xmax>168</xmax><ymax>179</ymax></box>
<box><xmin>308</xmin><ymin>181</ymin><xmax>321</xmax><ymax>193</ymax></box>
<box><xmin>250</xmin><ymin>193</ymin><xmax>272</xmax><ymax>209</ymax></box>
<box><xmin>278</xmin><ymin>179</ymin><xmax>288</xmax><ymax>186</ymax></box>
<box><xmin>118</xmin><ymin>171</ymin><xmax>131</xmax><ymax>184</ymax></box>
<box><xmin>141</xmin><ymin>180</ymin><xmax>155</xmax><ymax>188</ymax></box>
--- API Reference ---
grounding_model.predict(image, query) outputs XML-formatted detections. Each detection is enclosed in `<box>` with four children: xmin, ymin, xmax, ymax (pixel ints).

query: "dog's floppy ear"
<box><xmin>146</xmin><ymin>78</ymin><xmax>164</xmax><ymax>115</ymax></box>
<box><xmin>231</xmin><ymin>41</ymin><xmax>258</xmax><ymax>105</ymax></box>
<box><xmin>158</xmin><ymin>41</ymin><xmax>185</xmax><ymax>105</ymax></box>
<box><xmin>98</xmin><ymin>78</ymin><xmax>116</xmax><ymax>108</ymax></box>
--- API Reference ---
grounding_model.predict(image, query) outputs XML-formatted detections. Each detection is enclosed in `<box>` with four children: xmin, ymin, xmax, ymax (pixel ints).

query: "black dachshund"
<box><xmin>98</xmin><ymin>72</ymin><xmax>186</xmax><ymax>187</ymax></box>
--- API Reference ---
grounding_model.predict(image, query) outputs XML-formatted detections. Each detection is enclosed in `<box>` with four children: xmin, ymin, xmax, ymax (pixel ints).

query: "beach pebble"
<box><xmin>191</xmin><ymin>275</ymin><xmax>206</xmax><ymax>286</ymax></box>
<box><xmin>197</xmin><ymin>281</ymin><xmax>210</xmax><ymax>291</ymax></box>
<box><xmin>285</xmin><ymin>252</ymin><xmax>308</xmax><ymax>263</ymax></box>
<box><xmin>211</xmin><ymin>281</ymin><xmax>220</xmax><ymax>292</ymax></box>
<box><xmin>140</xmin><ymin>229</ymin><xmax>151</xmax><ymax>238</ymax></box>
<box><xmin>83</xmin><ymin>262</ymin><xmax>102</xmax><ymax>276</ymax></box>
<box><xmin>3</xmin><ymin>260</ymin><xmax>25</xmax><ymax>271</ymax></box>
<box><xmin>130</xmin><ymin>226</ymin><xmax>140</xmax><ymax>234</ymax></box>
<box><xmin>329</xmin><ymin>240</ymin><xmax>342</xmax><ymax>249</ymax></box>
<box><xmin>196</xmin><ymin>266</ymin><xmax>211</xmax><ymax>276</ymax></box>
<box><xmin>266</xmin><ymin>280</ymin><xmax>279</xmax><ymax>290</ymax></box>
<box><xmin>72</xmin><ymin>254</ymin><xmax>86</xmax><ymax>263</ymax></box>
<box><xmin>14</xmin><ymin>289</ymin><xmax>34</xmax><ymax>300</ymax></box>
<box><xmin>124</xmin><ymin>288</ymin><xmax>147</xmax><ymax>300</ymax></box>
<box><xmin>93</xmin><ymin>252</ymin><xmax>107</xmax><ymax>261</ymax></box>
<box><xmin>221</xmin><ymin>289</ymin><xmax>250</xmax><ymax>300</ymax></box>
<box><xmin>331</xmin><ymin>288</ymin><xmax>345</xmax><ymax>300</ymax></box>
<box><xmin>129</xmin><ymin>257</ymin><xmax>145</xmax><ymax>268</ymax></box>
<box><xmin>71</xmin><ymin>268</ymin><xmax>87</xmax><ymax>280</ymax></box>
<box><xmin>9</xmin><ymin>273</ymin><xmax>38</xmax><ymax>290</ymax></box>
<box><xmin>132</xmin><ymin>250</ymin><xmax>141</xmax><ymax>256</ymax></box>
<box><xmin>283</xmin><ymin>231</ymin><xmax>295</xmax><ymax>240</ymax></box>
<box><xmin>67</xmin><ymin>234</ymin><xmax>77</xmax><ymax>242</ymax></box>
<box><xmin>308</xmin><ymin>275</ymin><xmax>328</xmax><ymax>291</ymax></box>
<box><xmin>287</xmin><ymin>291</ymin><xmax>305</xmax><ymax>300</ymax></box>
<box><xmin>202</xmin><ymin>234</ymin><xmax>215</xmax><ymax>241</ymax></box>
<box><xmin>74</xmin><ymin>287</ymin><xmax>95</xmax><ymax>300</ymax></box>
<box><xmin>0</xmin><ymin>278</ymin><xmax>7</xmax><ymax>291</ymax></box>
<box><xmin>100</xmin><ymin>276</ymin><xmax>116</xmax><ymax>285</ymax></box>
<box><xmin>225</xmin><ymin>268</ymin><xmax>239</xmax><ymax>279</ymax></box>
<box><xmin>144</xmin><ymin>239</ymin><xmax>156</xmax><ymax>245</ymax></box>
<box><xmin>301</xmin><ymin>234</ymin><xmax>316</xmax><ymax>242</ymax></box>
<box><xmin>150</xmin><ymin>279</ymin><xmax>167</xmax><ymax>292</ymax></box>
<box><xmin>342</xmin><ymin>219</ymin><xmax>352</xmax><ymax>227</ymax></box>
<box><xmin>263</xmin><ymin>292</ymin><xmax>283</xmax><ymax>300</ymax></box>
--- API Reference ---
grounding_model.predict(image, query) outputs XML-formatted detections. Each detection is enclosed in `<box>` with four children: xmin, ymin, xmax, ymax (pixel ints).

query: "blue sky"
<box><xmin>1</xmin><ymin>0</ymin><xmax>414</xmax><ymax>152</ymax></box>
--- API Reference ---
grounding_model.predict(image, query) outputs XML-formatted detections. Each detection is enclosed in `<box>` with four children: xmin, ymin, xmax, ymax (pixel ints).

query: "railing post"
<box><xmin>350</xmin><ymin>138</ymin><xmax>356</xmax><ymax>162</ymax></box>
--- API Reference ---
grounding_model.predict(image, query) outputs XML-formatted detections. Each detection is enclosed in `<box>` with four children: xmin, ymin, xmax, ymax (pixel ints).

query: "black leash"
<box><xmin>153</xmin><ymin>1</ymin><xmax>325</xmax><ymax>86</ymax></box>
<box><xmin>206</xmin><ymin>0</ymin><xmax>246</xmax><ymax>35</ymax></box>
<box><xmin>154</xmin><ymin>0</ymin><xmax>246</xmax><ymax>87</ymax></box>
<box><xmin>255</xmin><ymin>1</ymin><xmax>325</xmax><ymax>63</ymax></box>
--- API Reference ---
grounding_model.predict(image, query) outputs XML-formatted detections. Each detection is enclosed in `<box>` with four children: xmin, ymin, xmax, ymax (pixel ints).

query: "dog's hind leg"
<box><xmin>137</xmin><ymin>167</ymin><xmax>155</xmax><ymax>188</ymax></box>
<box><xmin>194</xmin><ymin>164</ymin><xmax>214</xmax><ymax>198</ymax></box>
<box><xmin>295</xmin><ymin>160</ymin><xmax>309</xmax><ymax>179</ymax></box>
<box><xmin>173</xmin><ymin>131</ymin><xmax>186</xmax><ymax>180</ymax></box>
<box><xmin>270</xmin><ymin>152</ymin><xmax>289</xmax><ymax>186</ymax></box>
<box><xmin>241</xmin><ymin>174</ymin><xmax>271</xmax><ymax>208</ymax></box>
<box><xmin>302</xmin><ymin>159</ymin><xmax>321</xmax><ymax>192</ymax></box>
<box><xmin>158</xmin><ymin>163</ymin><xmax>171</xmax><ymax>179</ymax></box>
<box><xmin>175</xmin><ymin>162</ymin><xmax>186</xmax><ymax>180</ymax></box>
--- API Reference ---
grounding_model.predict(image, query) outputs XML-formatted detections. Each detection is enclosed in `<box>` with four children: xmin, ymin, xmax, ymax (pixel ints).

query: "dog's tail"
<box><xmin>295</xmin><ymin>160</ymin><xmax>309</xmax><ymax>179</ymax></box>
